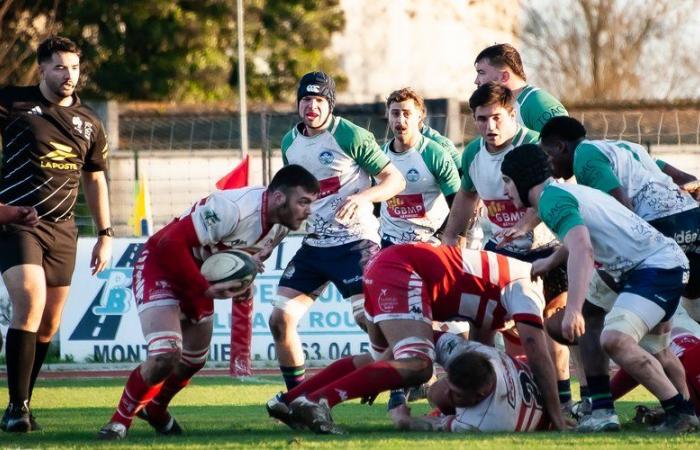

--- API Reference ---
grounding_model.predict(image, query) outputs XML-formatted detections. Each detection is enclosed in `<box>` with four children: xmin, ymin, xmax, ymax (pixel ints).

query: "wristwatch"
<box><xmin>98</xmin><ymin>227</ymin><xmax>114</xmax><ymax>237</ymax></box>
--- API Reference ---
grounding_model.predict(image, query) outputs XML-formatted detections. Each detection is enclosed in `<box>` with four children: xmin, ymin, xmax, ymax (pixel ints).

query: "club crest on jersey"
<box><xmin>72</xmin><ymin>116</ymin><xmax>83</xmax><ymax>133</ymax></box>
<box><xmin>406</xmin><ymin>168</ymin><xmax>420</xmax><ymax>182</ymax></box>
<box><xmin>318</xmin><ymin>150</ymin><xmax>334</xmax><ymax>165</ymax></box>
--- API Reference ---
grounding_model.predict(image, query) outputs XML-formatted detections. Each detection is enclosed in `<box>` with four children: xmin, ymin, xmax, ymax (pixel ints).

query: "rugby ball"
<box><xmin>201</xmin><ymin>250</ymin><xmax>257</xmax><ymax>285</ymax></box>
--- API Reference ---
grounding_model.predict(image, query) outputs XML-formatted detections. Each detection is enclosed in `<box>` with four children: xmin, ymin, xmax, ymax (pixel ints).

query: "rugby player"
<box><xmin>502</xmin><ymin>144</ymin><xmax>697</xmax><ymax>432</ymax></box>
<box><xmin>269</xmin><ymin>71</ymin><xmax>404</xmax><ymax>391</ymax></box>
<box><xmin>97</xmin><ymin>165</ymin><xmax>319</xmax><ymax>440</ymax></box>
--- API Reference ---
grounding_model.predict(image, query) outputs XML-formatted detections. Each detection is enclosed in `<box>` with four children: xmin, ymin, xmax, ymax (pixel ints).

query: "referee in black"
<box><xmin>0</xmin><ymin>36</ymin><xmax>113</xmax><ymax>433</ymax></box>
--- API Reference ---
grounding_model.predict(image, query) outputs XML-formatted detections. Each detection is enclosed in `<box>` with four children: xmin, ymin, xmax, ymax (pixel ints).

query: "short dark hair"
<box><xmin>540</xmin><ymin>116</ymin><xmax>587</xmax><ymax>144</ymax></box>
<box><xmin>37</xmin><ymin>36</ymin><xmax>81</xmax><ymax>64</ymax></box>
<box><xmin>469</xmin><ymin>81</ymin><xmax>515</xmax><ymax>114</ymax></box>
<box><xmin>447</xmin><ymin>351</ymin><xmax>495</xmax><ymax>393</ymax></box>
<box><xmin>268</xmin><ymin>164</ymin><xmax>320</xmax><ymax>195</ymax></box>
<box><xmin>475</xmin><ymin>43</ymin><xmax>527</xmax><ymax>81</ymax></box>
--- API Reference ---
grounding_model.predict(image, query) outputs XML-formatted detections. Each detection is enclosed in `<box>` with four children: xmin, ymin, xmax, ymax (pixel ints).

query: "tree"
<box><xmin>0</xmin><ymin>0</ymin><xmax>60</xmax><ymax>85</ymax></box>
<box><xmin>519</xmin><ymin>0</ymin><xmax>700</xmax><ymax>102</ymax></box>
<box><xmin>0</xmin><ymin>0</ymin><xmax>345</xmax><ymax>102</ymax></box>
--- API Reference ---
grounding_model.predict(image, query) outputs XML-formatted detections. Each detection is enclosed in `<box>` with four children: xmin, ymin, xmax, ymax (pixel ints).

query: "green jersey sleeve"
<box><xmin>280</xmin><ymin>128</ymin><xmax>296</xmax><ymax>166</ymax></box>
<box><xmin>573</xmin><ymin>142</ymin><xmax>621</xmax><ymax>193</ymax></box>
<box><xmin>334</xmin><ymin>118</ymin><xmax>390</xmax><ymax>176</ymax></box>
<box><xmin>421</xmin><ymin>125</ymin><xmax>461</xmax><ymax>168</ymax></box>
<box><xmin>460</xmin><ymin>139</ymin><xmax>481</xmax><ymax>192</ymax></box>
<box><xmin>518</xmin><ymin>87</ymin><xmax>568</xmax><ymax>132</ymax></box>
<box><xmin>421</xmin><ymin>139</ymin><xmax>460</xmax><ymax>196</ymax></box>
<box><xmin>539</xmin><ymin>185</ymin><xmax>585</xmax><ymax>240</ymax></box>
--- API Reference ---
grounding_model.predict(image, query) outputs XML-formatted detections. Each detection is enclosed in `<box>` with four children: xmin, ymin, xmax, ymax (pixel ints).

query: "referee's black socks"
<box><xmin>5</xmin><ymin>329</ymin><xmax>37</xmax><ymax>406</ymax></box>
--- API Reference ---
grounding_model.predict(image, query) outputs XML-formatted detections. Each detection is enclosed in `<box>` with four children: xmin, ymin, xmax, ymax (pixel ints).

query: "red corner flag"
<box><xmin>216</xmin><ymin>156</ymin><xmax>253</xmax><ymax>376</ymax></box>
<box><xmin>216</xmin><ymin>155</ymin><xmax>249</xmax><ymax>190</ymax></box>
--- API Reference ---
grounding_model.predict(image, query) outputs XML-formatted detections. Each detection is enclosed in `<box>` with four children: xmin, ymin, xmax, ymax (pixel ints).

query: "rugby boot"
<box><xmin>267</xmin><ymin>392</ymin><xmax>305</xmax><ymax>430</ymax></box>
<box><xmin>289</xmin><ymin>396</ymin><xmax>344</xmax><ymax>435</ymax></box>
<box><xmin>576</xmin><ymin>408</ymin><xmax>621</xmax><ymax>432</ymax></box>
<box><xmin>97</xmin><ymin>421</ymin><xmax>127</xmax><ymax>440</ymax></box>
<box><xmin>136</xmin><ymin>407</ymin><xmax>183</xmax><ymax>436</ymax></box>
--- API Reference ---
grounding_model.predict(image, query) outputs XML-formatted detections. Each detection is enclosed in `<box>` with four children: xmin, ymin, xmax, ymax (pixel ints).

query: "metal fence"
<box><xmin>71</xmin><ymin>106</ymin><xmax>700</xmax><ymax>236</ymax></box>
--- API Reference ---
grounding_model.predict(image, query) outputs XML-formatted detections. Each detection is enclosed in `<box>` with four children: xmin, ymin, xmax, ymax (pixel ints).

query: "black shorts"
<box><xmin>483</xmin><ymin>241</ymin><xmax>568</xmax><ymax>303</ymax></box>
<box><xmin>0</xmin><ymin>219</ymin><xmax>78</xmax><ymax>286</ymax></box>
<box><xmin>649</xmin><ymin>207</ymin><xmax>700</xmax><ymax>298</ymax></box>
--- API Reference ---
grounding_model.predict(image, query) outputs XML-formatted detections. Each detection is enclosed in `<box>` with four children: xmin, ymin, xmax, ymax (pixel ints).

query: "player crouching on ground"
<box><xmin>98</xmin><ymin>165</ymin><xmax>319</xmax><ymax>440</ymax></box>
<box><xmin>268</xmin><ymin>243</ymin><xmax>569</xmax><ymax>433</ymax></box>
<box><xmin>501</xmin><ymin>144</ymin><xmax>697</xmax><ymax>432</ymax></box>
<box><xmin>390</xmin><ymin>333</ymin><xmax>549</xmax><ymax>432</ymax></box>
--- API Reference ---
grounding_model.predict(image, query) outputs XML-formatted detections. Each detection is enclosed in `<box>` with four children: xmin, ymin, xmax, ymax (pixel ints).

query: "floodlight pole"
<box><xmin>237</xmin><ymin>0</ymin><xmax>249</xmax><ymax>158</ymax></box>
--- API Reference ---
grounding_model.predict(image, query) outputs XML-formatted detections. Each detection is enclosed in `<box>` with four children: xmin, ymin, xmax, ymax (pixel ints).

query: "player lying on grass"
<box><xmin>97</xmin><ymin>165</ymin><xmax>319</xmax><ymax>440</ymax></box>
<box><xmin>502</xmin><ymin>143</ymin><xmax>696</xmax><ymax>432</ymax></box>
<box><xmin>389</xmin><ymin>332</ymin><xmax>550</xmax><ymax>432</ymax></box>
<box><xmin>267</xmin><ymin>243</ymin><xmax>569</xmax><ymax>434</ymax></box>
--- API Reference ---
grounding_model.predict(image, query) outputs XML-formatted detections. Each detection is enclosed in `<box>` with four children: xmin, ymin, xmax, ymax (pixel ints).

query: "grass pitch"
<box><xmin>1</xmin><ymin>376</ymin><xmax>699</xmax><ymax>449</ymax></box>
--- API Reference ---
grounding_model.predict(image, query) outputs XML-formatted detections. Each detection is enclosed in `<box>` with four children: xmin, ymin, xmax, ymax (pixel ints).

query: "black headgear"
<box><xmin>501</xmin><ymin>144</ymin><xmax>551</xmax><ymax>207</ymax></box>
<box><xmin>297</xmin><ymin>71</ymin><xmax>336</xmax><ymax>111</ymax></box>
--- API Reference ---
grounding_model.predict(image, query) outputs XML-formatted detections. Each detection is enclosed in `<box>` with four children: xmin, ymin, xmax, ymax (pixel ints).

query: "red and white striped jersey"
<box><xmin>364</xmin><ymin>243</ymin><xmax>544</xmax><ymax>330</ymax></box>
<box><xmin>178</xmin><ymin>186</ymin><xmax>289</xmax><ymax>262</ymax></box>
<box><xmin>435</xmin><ymin>334</ymin><xmax>546</xmax><ymax>432</ymax></box>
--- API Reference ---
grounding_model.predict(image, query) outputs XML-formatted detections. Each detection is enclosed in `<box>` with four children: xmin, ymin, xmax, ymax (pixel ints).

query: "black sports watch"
<box><xmin>98</xmin><ymin>227</ymin><xmax>114</xmax><ymax>237</ymax></box>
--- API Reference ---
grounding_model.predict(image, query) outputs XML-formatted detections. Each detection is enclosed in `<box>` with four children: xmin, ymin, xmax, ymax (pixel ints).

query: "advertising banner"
<box><xmin>58</xmin><ymin>237</ymin><xmax>368</xmax><ymax>365</ymax></box>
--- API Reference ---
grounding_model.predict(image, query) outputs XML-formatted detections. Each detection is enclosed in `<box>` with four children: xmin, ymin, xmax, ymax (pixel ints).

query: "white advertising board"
<box><xmin>58</xmin><ymin>236</ymin><xmax>368</xmax><ymax>365</ymax></box>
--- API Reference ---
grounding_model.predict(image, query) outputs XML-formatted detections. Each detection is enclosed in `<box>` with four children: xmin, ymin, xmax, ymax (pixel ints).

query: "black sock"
<box><xmin>660</xmin><ymin>394</ymin><xmax>693</xmax><ymax>415</ymax></box>
<box><xmin>558</xmin><ymin>379</ymin><xmax>572</xmax><ymax>404</ymax></box>
<box><xmin>5</xmin><ymin>329</ymin><xmax>37</xmax><ymax>405</ymax></box>
<box><xmin>28</xmin><ymin>341</ymin><xmax>51</xmax><ymax>402</ymax></box>
<box><xmin>580</xmin><ymin>385</ymin><xmax>590</xmax><ymax>399</ymax></box>
<box><xmin>587</xmin><ymin>375</ymin><xmax>614</xmax><ymax>411</ymax></box>
<box><xmin>280</xmin><ymin>365</ymin><xmax>305</xmax><ymax>391</ymax></box>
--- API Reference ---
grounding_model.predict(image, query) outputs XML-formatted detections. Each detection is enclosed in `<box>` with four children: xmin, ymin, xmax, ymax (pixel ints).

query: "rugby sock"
<box><xmin>28</xmin><ymin>341</ymin><xmax>51</xmax><ymax>402</ymax></box>
<box><xmin>587</xmin><ymin>375</ymin><xmax>614</xmax><ymax>411</ymax></box>
<box><xmin>557</xmin><ymin>379</ymin><xmax>572</xmax><ymax>404</ymax></box>
<box><xmin>5</xmin><ymin>328</ymin><xmax>36</xmax><ymax>405</ymax></box>
<box><xmin>111</xmin><ymin>367</ymin><xmax>164</xmax><ymax>428</ymax></box>
<box><xmin>280</xmin><ymin>364</ymin><xmax>306</xmax><ymax>391</ymax></box>
<box><xmin>610</xmin><ymin>368</ymin><xmax>639</xmax><ymax>400</ymax></box>
<box><xmin>580</xmin><ymin>385</ymin><xmax>590</xmax><ymax>399</ymax></box>
<box><xmin>283</xmin><ymin>356</ymin><xmax>356</xmax><ymax>403</ymax></box>
<box><xmin>660</xmin><ymin>393</ymin><xmax>695</xmax><ymax>416</ymax></box>
<box><xmin>145</xmin><ymin>362</ymin><xmax>206</xmax><ymax>424</ymax></box>
<box><xmin>307</xmin><ymin>360</ymin><xmax>404</xmax><ymax>408</ymax></box>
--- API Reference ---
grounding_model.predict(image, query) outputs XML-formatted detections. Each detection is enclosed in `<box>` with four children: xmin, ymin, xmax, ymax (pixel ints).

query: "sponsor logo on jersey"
<box><xmin>377</xmin><ymin>288</ymin><xmax>398</xmax><ymax>313</ymax></box>
<box><xmin>72</xmin><ymin>116</ymin><xmax>83</xmax><ymax>133</ymax></box>
<box><xmin>201</xmin><ymin>209</ymin><xmax>221</xmax><ymax>229</ymax></box>
<box><xmin>318</xmin><ymin>150</ymin><xmax>334</xmax><ymax>165</ymax></box>
<box><xmin>28</xmin><ymin>106</ymin><xmax>43</xmax><ymax>116</ymax></box>
<box><xmin>405</xmin><ymin>168</ymin><xmax>420</xmax><ymax>183</ymax></box>
<box><xmin>318</xmin><ymin>176</ymin><xmax>341</xmax><ymax>198</ymax></box>
<box><xmin>483</xmin><ymin>199</ymin><xmax>526</xmax><ymax>228</ymax></box>
<box><xmin>40</xmin><ymin>142</ymin><xmax>78</xmax><ymax>170</ymax></box>
<box><xmin>386</xmin><ymin>194</ymin><xmax>426</xmax><ymax>219</ymax></box>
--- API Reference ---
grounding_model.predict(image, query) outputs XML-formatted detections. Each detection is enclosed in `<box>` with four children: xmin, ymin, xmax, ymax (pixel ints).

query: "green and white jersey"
<box><xmin>380</xmin><ymin>135</ymin><xmax>460</xmax><ymax>244</ymax></box>
<box><xmin>421</xmin><ymin>125</ymin><xmax>461</xmax><ymax>169</ymax></box>
<box><xmin>461</xmin><ymin>127</ymin><xmax>555</xmax><ymax>253</ymax></box>
<box><xmin>539</xmin><ymin>180</ymin><xmax>688</xmax><ymax>279</ymax></box>
<box><xmin>515</xmin><ymin>85</ymin><xmax>568</xmax><ymax>132</ymax></box>
<box><xmin>573</xmin><ymin>139</ymin><xmax>697</xmax><ymax>221</ymax></box>
<box><xmin>281</xmin><ymin>116</ymin><xmax>390</xmax><ymax>247</ymax></box>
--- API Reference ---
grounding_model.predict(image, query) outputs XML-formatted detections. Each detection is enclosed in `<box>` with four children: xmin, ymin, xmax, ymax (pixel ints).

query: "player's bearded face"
<box><xmin>41</xmin><ymin>52</ymin><xmax>80</xmax><ymax>99</ymax></box>
<box><xmin>277</xmin><ymin>187</ymin><xmax>315</xmax><ymax>230</ymax></box>
<box><xmin>299</xmin><ymin>96</ymin><xmax>331</xmax><ymax>129</ymax></box>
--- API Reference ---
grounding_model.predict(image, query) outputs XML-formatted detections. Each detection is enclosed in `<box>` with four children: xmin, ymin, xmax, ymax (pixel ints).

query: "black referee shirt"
<box><xmin>0</xmin><ymin>85</ymin><xmax>108</xmax><ymax>222</ymax></box>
